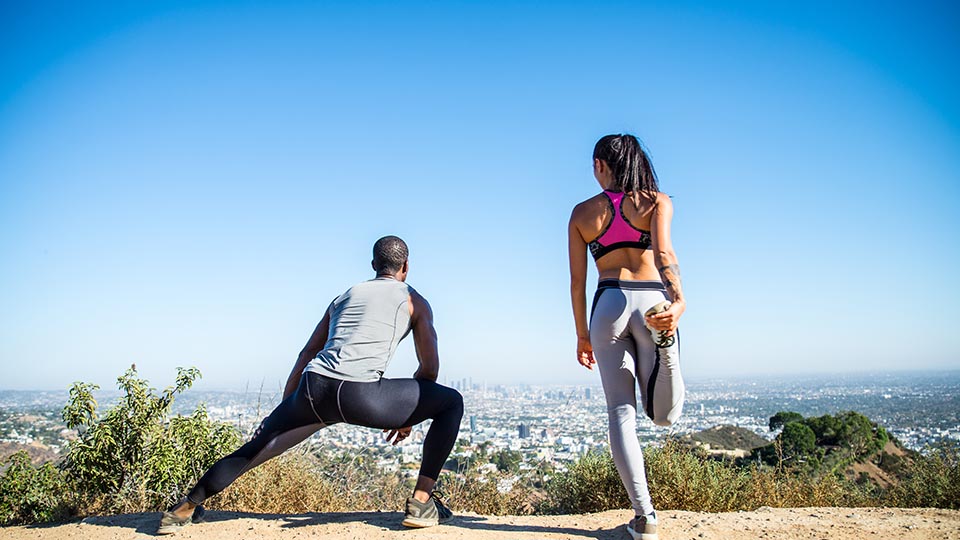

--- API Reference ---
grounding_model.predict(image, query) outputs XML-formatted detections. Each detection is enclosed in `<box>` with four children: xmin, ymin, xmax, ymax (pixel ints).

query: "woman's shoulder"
<box><xmin>571</xmin><ymin>192</ymin><xmax>609</xmax><ymax>217</ymax></box>
<box><xmin>653</xmin><ymin>192</ymin><xmax>673</xmax><ymax>211</ymax></box>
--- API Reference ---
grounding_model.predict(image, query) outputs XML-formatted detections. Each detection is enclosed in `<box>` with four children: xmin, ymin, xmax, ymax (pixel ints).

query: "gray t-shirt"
<box><xmin>305</xmin><ymin>278</ymin><xmax>413</xmax><ymax>382</ymax></box>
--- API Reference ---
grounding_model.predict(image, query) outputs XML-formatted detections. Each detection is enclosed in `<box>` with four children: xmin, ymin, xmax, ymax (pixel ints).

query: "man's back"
<box><xmin>306</xmin><ymin>277</ymin><xmax>412</xmax><ymax>382</ymax></box>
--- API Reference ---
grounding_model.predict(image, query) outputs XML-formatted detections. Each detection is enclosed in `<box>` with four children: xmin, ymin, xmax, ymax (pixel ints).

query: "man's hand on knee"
<box><xmin>384</xmin><ymin>426</ymin><xmax>412</xmax><ymax>445</ymax></box>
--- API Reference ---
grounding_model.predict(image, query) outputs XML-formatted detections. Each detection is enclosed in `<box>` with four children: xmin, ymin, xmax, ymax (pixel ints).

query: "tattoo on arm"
<box><xmin>657</xmin><ymin>263</ymin><xmax>683</xmax><ymax>302</ymax></box>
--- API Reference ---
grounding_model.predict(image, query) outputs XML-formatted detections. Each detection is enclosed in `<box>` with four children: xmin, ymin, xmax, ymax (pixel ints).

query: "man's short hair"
<box><xmin>373</xmin><ymin>236</ymin><xmax>409</xmax><ymax>274</ymax></box>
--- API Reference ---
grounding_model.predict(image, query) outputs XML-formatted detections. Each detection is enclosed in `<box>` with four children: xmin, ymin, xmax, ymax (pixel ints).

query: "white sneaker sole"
<box><xmin>627</xmin><ymin>525</ymin><xmax>658</xmax><ymax>540</ymax></box>
<box><xmin>401</xmin><ymin>516</ymin><xmax>438</xmax><ymax>528</ymax></box>
<box><xmin>402</xmin><ymin>512</ymin><xmax>452</xmax><ymax>528</ymax></box>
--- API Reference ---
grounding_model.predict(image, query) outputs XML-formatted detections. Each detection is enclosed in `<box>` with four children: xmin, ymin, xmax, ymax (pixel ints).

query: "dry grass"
<box><xmin>208</xmin><ymin>451</ymin><xmax>410</xmax><ymax>513</ymax></box>
<box><xmin>542</xmin><ymin>440</ymin><xmax>871</xmax><ymax>515</ymax></box>
<box><xmin>442</xmin><ymin>467</ymin><xmax>540</xmax><ymax>515</ymax></box>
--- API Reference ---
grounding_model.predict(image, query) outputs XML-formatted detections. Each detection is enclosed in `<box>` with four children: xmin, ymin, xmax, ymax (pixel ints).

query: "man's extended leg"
<box><xmin>163</xmin><ymin>375</ymin><xmax>330</xmax><ymax>525</ymax></box>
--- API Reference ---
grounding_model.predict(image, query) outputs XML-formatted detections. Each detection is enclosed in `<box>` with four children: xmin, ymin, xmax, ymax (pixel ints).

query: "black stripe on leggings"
<box><xmin>645</xmin><ymin>347</ymin><xmax>661</xmax><ymax>420</ymax></box>
<box><xmin>590</xmin><ymin>286</ymin><xmax>610</xmax><ymax>324</ymax></box>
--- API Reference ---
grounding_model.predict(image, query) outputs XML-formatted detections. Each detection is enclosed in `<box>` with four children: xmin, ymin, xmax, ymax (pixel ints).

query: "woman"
<box><xmin>568</xmin><ymin>134</ymin><xmax>686</xmax><ymax>540</ymax></box>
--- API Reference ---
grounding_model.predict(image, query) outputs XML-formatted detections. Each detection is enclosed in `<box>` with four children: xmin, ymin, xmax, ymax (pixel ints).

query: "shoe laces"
<box><xmin>657</xmin><ymin>331</ymin><xmax>675</xmax><ymax>348</ymax></box>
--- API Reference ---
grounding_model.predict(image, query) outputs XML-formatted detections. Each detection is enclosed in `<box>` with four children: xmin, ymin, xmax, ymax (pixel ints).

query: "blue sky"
<box><xmin>1</xmin><ymin>1</ymin><xmax>958</xmax><ymax>391</ymax></box>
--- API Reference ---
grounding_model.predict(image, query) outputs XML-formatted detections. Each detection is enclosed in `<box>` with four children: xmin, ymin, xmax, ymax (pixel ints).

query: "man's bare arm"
<box><xmin>409</xmin><ymin>290</ymin><xmax>439</xmax><ymax>382</ymax></box>
<box><xmin>283</xmin><ymin>303</ymin><xmax>332</xmax><ymax>400</ymax></box>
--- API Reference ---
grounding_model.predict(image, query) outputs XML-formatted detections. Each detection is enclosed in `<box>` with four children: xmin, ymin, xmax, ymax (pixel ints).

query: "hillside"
<box><xmin>679</xmin><ymin>425</ymin><xmax>770</xmax><ymax>457</ymax></box>
<box><xmin>1</xmin><ymin>507</ymin><xmax>957</xmax><ymax>539</ymax></box>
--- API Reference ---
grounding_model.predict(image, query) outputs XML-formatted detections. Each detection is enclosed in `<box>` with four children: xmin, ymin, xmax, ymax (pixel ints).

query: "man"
<box><xmin>158</xmin><ymin>236</ymin><xmax>463</xmax><ymax>534</ymax></box>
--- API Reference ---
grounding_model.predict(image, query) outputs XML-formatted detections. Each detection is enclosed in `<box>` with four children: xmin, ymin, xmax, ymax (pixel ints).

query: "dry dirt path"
<box><xmin>2</xmin><ymin>507</ymin><xmax>958</xmax><ymax>539</ymax></box>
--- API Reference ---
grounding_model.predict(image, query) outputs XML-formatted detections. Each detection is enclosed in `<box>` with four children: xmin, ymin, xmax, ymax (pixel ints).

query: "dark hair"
<box><xmin>373</xmin><ymin>235</ymin><xmax>409</xmax><ymax>274</ymax></box>
<box><xmin>593</xmin><ymin>134</ymin><xmax>660</xmax><ymax>203</ymax></box>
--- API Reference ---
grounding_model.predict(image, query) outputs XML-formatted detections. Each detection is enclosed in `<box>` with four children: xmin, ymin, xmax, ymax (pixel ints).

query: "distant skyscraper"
<box><xmin>518</xmin><ymin>423</ymin><xmax>530</xmax><ymax>439</ymax></box>
<box><xmin>469</xmin><ymin>415</ymin><xmax>477</xmax><ymax>432</ymax></box>
<box><xmin>585</xmin><ymin>387</ymin><xmax>592</xmax><ymax>399</ymax></box>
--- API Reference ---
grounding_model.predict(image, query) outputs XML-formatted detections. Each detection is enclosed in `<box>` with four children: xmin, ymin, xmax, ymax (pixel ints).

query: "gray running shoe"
<box><xmin>627</xmin><ymin>511</ymin><xmax>658</xmax><ymax>540</ymax></box>
<box><xmin>643</xmin><ymin>301</ymin><xmax>675</xmax><ymax>348</ymax></box>
<box><xmin>401</xmin><ymin>491</ymin><xmax>453</xmax><ymax>528</ymax></box>
<box><xmin>157</xmin><ymin>502</ymin><xmax>204</xmax><ymax>535</ymax></box>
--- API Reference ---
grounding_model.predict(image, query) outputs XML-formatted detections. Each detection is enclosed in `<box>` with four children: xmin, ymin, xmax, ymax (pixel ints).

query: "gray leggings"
<box><xmin>590</xmin><ymin>279</ymin><xmax>685</xmax><ymax>515</ymax></box>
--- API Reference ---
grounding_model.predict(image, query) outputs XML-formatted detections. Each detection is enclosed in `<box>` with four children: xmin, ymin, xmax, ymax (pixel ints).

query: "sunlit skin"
<box><xmin>568</xmin><ymin>158</ymin><xmax>687</xmax><ymax>370</ymax></box>
<box><xmin>169</xmin><ymin>261</ymin><xmax>439</xmax><ymax>520</ymax></box>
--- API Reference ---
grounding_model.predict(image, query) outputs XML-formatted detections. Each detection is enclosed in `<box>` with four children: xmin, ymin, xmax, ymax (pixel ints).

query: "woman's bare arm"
<box><xmin>648</xmin><ymin>194</ymin><xmax>686</xmax><ymax>333</ymax></box>
<box><xmin>568</xmin><ymin>205</ymin><xmax>595</xmax><ymax>370</ymax></box>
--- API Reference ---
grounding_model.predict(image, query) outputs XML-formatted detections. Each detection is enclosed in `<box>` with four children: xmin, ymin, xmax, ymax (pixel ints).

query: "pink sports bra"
<box><xmin>587</xmin><ymin>190</ymin><xmax>653</xmax><ymax>260</ymax></box>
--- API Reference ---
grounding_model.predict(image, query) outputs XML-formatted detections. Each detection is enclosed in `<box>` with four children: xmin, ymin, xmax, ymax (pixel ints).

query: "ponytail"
<box><xmin>593</xmin><ymin>134</ymin><xmax>660</xmax><ymax>205</ymax></box>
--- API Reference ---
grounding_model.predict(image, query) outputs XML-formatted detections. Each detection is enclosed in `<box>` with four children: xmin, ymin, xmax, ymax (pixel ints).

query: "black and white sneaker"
<box><xmin>643</xmin><ymin>301</ymin><xmax>675</xmax><ymax>348</ymax></box>
<box><xmin>157</xmin><ymin>501</ymin><xmax>205</xmax><ymax>535</ymax></box>
<box><xmin>627</xmin><ymin>511</ymin><xmax>658</xmax><ymax>540</ymax></box>
<box><xmin>401</xmin><ymin>491</ymin><xmax>453</xmax><ymax>528</ymax></box>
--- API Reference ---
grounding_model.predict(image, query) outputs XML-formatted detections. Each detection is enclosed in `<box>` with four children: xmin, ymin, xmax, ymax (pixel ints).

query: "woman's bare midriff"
<box><xmin>595</xmin><ymin>249</ymin><xmax>662</xmax><ymax>281</ymax></box>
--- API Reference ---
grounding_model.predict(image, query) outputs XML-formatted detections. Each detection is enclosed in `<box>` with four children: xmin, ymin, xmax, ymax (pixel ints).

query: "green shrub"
<box><xmin>540</xmin><ymin>451</ymin><xmax>628</xmax><ymax>514</ymax></box>
<box><xmin>60</xmin><ymin>365</ymin><xmax>240</xmax><ymax>514</ymax></box>
<box><xmin>884</xmin><ymin>442</ymin><xmax>960</xmax><ymax>509</ymax></box>
<box><xmin>0</xmin><ymin>451</ymin><xmax>72</xmax><ymax>525</ymax></box>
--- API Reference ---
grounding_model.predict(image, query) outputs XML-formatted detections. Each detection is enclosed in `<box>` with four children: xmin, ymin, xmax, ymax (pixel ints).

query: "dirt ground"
<box><xmin>2</xmin><ymin>506</ymin><xmax>958</xmax><ymax>540</ymax></box>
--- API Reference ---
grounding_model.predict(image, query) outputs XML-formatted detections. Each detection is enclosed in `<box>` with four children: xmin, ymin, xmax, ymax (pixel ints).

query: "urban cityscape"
<box><xmin>1</xmin><ymin>371</ymin><xmax>958</xmax><ymax>473</ymax></box>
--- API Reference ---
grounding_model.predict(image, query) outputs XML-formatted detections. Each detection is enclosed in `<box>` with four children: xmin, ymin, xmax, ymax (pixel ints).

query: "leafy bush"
<box><xmin>884</xmin><ymin>442</ymin><xmax>960</xmax><ymax>509</ymax></box>
<box><xmin>0</xmin><ymin>451</ymin><xmax>72</xmax><ymax>525</ymax></box>
<box><xmin>540</xmin><ymin>451</ymin><xmax>629</xmax><ymax>514</ymax></box>
<box><xmin>61</xmin><ymin>366</ymin><xmax>240</xmax><ymax>514</ymax></box>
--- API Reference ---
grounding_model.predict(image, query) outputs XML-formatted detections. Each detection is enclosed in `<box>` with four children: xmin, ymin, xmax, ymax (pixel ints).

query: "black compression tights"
<box><xmin>187</xmin><ymin>372</ymin><xmax>464</xmax><ymax>504</ymax></box>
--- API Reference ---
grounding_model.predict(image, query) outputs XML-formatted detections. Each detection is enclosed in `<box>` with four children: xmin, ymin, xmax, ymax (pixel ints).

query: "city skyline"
<box><xmin>2</xmin><ymin>2</ymin><xmax>959</xmax><ymax>391</ymax></box>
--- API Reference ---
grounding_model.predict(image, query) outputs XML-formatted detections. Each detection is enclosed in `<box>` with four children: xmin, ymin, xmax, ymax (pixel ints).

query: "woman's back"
<box><xmin>571</xmin><ymin>190</ymin><xmax>668</xmax><ymax>281</ymax></box>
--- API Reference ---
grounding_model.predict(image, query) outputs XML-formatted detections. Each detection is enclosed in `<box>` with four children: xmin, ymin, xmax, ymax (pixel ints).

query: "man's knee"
<box><xmin>448</xmin><ymin>389</ymin><xmax>464</xmax><ymax>418</ymax></box>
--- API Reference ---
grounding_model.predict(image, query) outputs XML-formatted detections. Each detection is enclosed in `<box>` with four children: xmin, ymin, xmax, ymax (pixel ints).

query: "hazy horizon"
<box><xmin>2</xmin><ymin>366</ymin><xmax>958</xmax><ymax>393</ymax></box>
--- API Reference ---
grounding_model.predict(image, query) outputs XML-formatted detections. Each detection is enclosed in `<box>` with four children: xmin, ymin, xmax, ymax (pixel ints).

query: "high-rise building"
<box><xmin>469</xmin><ymin>415</ymin><xmax>477</xmax><ymax>432</ymax></box>
<box><xmin>585</xmin><ymin>387</ymin><xmax>592</xmax><ymax>399</ymax></box>
<box><xmin>518</xmin><ymin>423</ymin><xmax>530</xmax><ymax>439</ymax></box>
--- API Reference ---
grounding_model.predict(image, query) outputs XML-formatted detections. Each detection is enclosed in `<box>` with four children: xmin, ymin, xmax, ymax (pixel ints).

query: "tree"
<box><xmin>768</xmin><ymin>411</ymin><xmax>804</xmax><ymax>432</ymax></box>
<box><xmin>491</xmin><ymin>450</ymin><xmax>522</xmax><ymax>473</ymax></box>
<box><xmin>804</xmin><ymin>414</ymin><xmax>843</xmax><ymax>445</ymax></box>
<box><xmin>778</xmin><ymin>422</ymin><xmax>818</xmax><ymax>465</ymax></box>
<box><xmin>835</xmin><ymin>411</ymin><xmax>883</xmax><ymax>458</ymax></box>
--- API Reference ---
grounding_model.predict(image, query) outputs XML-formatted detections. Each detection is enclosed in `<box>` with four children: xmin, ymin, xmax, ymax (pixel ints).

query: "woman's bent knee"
<box><xmin>652</xmin><ymin>405</ymin><xmax>683</xmax><ymax>427</ymax></box>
